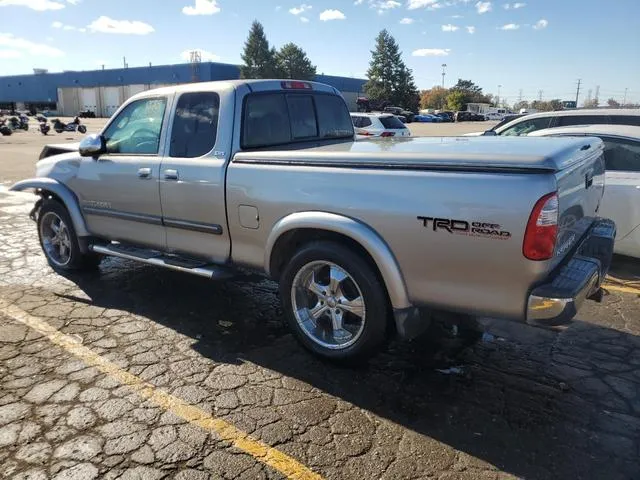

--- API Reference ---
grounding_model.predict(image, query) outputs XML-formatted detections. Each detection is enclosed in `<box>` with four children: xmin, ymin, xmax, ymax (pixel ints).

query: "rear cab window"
<box><xmin>608</xmin><ymin>115</ymin><xmax>640</xmax><ymax>127</ymax></box>
<box><xmin>380</xmin><ymin>115</ymin><xmax>405</xmax><ymax>129</ymax></box>
<box><xmin>500</xmin><ymin>117</ymin><xmax>553</xmax><ymax>136</ymax></box>
<box><xmin>556</xmin><ymin>115</ymin><xmax>610</xmax><ymax>127</ymax></box>
<box><xmin>242</xmin><ymin>92</ymin><xmax>353</xmax><ymax>149</ymax></box>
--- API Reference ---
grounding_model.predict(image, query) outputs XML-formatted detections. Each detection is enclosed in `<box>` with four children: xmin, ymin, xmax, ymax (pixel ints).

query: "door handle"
<box><xmin>137</xmin><ymin>167</ymin><xmax>152</xmax><ymax>178</ymax></box>
<box><xmin>164</xmin><ymin>169</ymin><xmax>179</xmax><ymax>181</ymax></box>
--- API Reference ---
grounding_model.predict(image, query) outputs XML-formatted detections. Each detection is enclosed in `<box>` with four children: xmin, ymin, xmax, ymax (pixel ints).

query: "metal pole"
<box><xmin>575</xmin><ymin>79</ymin><xmax>581</xmax><ymax>106</ymax></box>
<box><xmin>623</xmin><ymin>88</ymin><xmax>628</xmax><ymax>107</ymax></box>
<box><xmin>497</xmin><ymin>85</ymin><xmax>502</xmax><ymax>107</ymax></box>
<box><xmin>441</xmin><ymin>64</ymin><xmax>447</xmax><ymax>88</ymax></box>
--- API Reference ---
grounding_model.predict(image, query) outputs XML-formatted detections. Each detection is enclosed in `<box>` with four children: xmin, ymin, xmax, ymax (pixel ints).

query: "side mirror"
<box><xmin>79</xmin><ymin>134</ymin><xmax>105</xmax><ymax>157</ymax></box>
<box><xmin>483</xmin><ymin>130</ymin><xmax>498</xmax><ymax>136</ymax></box>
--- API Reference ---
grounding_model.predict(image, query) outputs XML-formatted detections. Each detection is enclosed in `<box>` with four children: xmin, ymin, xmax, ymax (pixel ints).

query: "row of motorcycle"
<box><xmin>0</xmin><ymin>114</ymin><xmax>87</xmax><ymax>136</ymax></box>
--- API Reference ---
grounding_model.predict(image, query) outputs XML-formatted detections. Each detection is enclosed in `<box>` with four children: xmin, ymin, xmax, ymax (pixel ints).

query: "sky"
<box><xmin>0</xmin><ymin>0</ymin><xmax>638</xmax><ymax>105</ymax></box>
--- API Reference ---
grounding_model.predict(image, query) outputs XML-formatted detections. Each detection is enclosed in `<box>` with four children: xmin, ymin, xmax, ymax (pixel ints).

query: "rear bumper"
<box><xmin>526</xmin><ymin>218</ymin><xmax>616</xmax><ymax>328</ymax></box>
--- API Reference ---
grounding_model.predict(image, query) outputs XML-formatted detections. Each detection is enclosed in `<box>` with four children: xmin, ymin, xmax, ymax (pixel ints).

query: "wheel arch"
<box><xmin>10</xmin><ymin>178</ymin><xmax>89</xmax><ymax>237</ymax></box>
<box><xmin>265</xmin><ymin>212</ymin><xmax>411</xmax><ymax>310</ymax></box>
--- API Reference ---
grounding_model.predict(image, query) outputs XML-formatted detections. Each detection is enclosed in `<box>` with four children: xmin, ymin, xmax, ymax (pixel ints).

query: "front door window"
<box><xmin>103</xmin><ymin>97</ymin><xmax>167</xmax><ymax>155</ymax></box>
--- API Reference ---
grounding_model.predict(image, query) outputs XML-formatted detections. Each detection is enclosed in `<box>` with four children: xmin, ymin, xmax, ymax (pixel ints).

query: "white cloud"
<box><xmin>66</xmin><ymin>0</ymin><xmax>80</xmax><ymax>4</ymax></box>
<box><xmin>51</xmin><ymin>20</ymin><xmax>63</xmax><ymax>28</ymax></box>
<box><xmin>88</xmin><ymin>16</ymin><xmax>155</xmax><ymax>35</ymax></box>
<box><xmin>475</xmin><ymin>1</ymin><xmax>491</xmax><ymax>13</ymax></box>
<box><xmin>500</xmin><ymin>23</ymin><xmax>519</xmax><ymax>30</ymax></box>
<box><xmin>441</xmin><ymin>23</ymin><xmax>459</xmax><ymax>31</ymax></box>
<box><xmin>180</xmin><ymin>48</ymin><xmax>220</xmax><ymax>62</ymax></box>
<box><xmin>300</xmin><ymin>16</ymin><xmax>309</xmax><ymax>22</ymax></box>
<box><xmin>451</xmin><ymin>14</ymin><xmax>463</xmax><ymax>18</ymax></box>
<box><xmin>354</xmin><ymin>0</ymin><xmax>364</xmax><ymax>4</ymax></box>
<box><xmin>412</xmin><ymin>48</ymin><xmax>451</xmax><ymax>56</ymax></box>
<box><xmin>374</xmin><ymin>0</ymin><xmax>401</xmax><ymax>10</ymax></box>
<box><xmin>0</xmin><ymin>33</ymin><xmax>64</xmax><ymax>57</ymax></box>
<box><xmin>182</xmin><ymin>0</ymin><xmax>220</xmax><ymax>16</ymax></box>
<box><xmin>533</xmin><ymin>18</ymin><xmax>548</xmax><ymax>29</ymax></box>
<box><xmin>289</xmin><ymin>3</ymin><xmax>311</xmax><ymax>15</ymax></box>
<box><xmin>319</xmin><ymin>9</ymin><xmax>345</xmax><ymax>20</ymax></box>
<box><xmin>399</xmin><ymin>17</ymin><xmax>414</xmax><ymax>24</ymax></box>
<box><xmin>407</xmin><ymin>0</ymin><xmax>438</xmax><ymax>9</ymax></box>
<box><xmin>275</xmin><ymin>5</ymin><xmax>282</xmax><ymax>10</ymax></box>
<box><xmin>0</xmin><ymin>0</ymin><xmax>64</xmax><ymax>10</ymax></box>
<box><xmin>466</xmin><ymin>25</ymin><xmax>475</xmax><ymax>33</ymax></box>
<box><xmin>513</xmin><ymin>2</ymin><xmax>525</xmax><ymax>7</ymax></box>
<box><xmin>0</xmin><ymin>49</ymin><xmax>22</xmax><ymax>58</ymax></box>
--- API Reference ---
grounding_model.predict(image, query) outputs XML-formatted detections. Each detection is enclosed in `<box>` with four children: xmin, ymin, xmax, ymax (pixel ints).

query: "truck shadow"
<box><xmin>56</xmin><ymin>260</ymin><xmax>640</xmax><ymax>480</ymax></box>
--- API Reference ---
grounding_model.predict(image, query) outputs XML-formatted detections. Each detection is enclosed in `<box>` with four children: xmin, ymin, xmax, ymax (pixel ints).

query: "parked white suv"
<box><xmin>350</xmin><ymin>113</ymin><xmax>411</xmax><ymax>139</ymax></box>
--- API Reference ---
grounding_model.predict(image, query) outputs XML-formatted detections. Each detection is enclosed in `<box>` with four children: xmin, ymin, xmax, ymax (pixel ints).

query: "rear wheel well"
<box><xmin>269</xmin><ymin>229</ymin><xmax>394</xmax><ymax>326</ymax></box>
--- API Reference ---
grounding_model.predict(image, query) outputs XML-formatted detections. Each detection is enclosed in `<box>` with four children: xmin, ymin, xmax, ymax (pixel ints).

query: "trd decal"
<box><xmin>417</xmin><ymin>217</ymin><xmax>511</xmax><ymax>239</ymax></box>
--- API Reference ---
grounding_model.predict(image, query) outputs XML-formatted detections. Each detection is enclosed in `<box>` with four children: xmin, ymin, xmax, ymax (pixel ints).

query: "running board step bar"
<box><xmin>89</xmin><ymin>244</ymin><xmax>233</xmax><ymax>280</ymax></box>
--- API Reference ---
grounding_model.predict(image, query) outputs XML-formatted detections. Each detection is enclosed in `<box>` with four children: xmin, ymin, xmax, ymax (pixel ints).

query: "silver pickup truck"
<box><xmin>11</xmin><ymin>79</ymin><xmax>616</xmax><ymax>361</ymax></box>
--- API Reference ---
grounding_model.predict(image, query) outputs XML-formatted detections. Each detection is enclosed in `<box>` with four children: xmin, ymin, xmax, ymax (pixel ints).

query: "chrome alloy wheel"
<box><xmin>291</xmin><ymin>260</ymin><xmax>366</xmax><ymax>350</ymax></box>
<box><xmin>39</xmin><ymin>211</ymin><xmax>72</xmax><ymax>267</ymax></box>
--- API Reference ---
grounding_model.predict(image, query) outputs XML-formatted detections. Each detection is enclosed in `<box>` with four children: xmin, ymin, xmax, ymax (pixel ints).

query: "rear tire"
<box><xmin>279</xmin><ymin>241</ymin><xmax>389</xmax><ymax>362</ymax></box>
<box><xmin>37</xmin><ymin>199</ymin><xmax>101</xmax><ymax>272</ymax></box>
<box><xmin>78</xmin><ymin>125</ymin><xmax>87</xmax><ymax>134</ymax></box>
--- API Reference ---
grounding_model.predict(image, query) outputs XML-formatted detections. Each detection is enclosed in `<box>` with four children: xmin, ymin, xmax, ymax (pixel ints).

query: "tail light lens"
<box><xmin>523</xmin><ymin>192</ymin><xmax>558</xmax><ymax>260</ymax></box>
<box><xmin>380</xmin><ymin>131</ymin><xmax>396</xmax><ymax>137</ymax></box>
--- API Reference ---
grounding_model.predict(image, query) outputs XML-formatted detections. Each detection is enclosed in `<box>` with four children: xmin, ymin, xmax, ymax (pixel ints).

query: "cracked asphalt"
<box><xmin>1</xmin><ymin>155</ymin><xmax>640</xmax><ymax>479</ymax></box>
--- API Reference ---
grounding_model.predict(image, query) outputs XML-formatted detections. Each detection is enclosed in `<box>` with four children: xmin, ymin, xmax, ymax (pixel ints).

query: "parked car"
<box><xmin>465</xmin><ymin>109</ymin><xmax>640</xmax><ymax>136</ymax></box>
<box><xmin>529</xmin><ymin>124</ymin><xmax>640</xmax><ymax>258</ymax></box>
<box><xmin>435</xmin><ymin>111</ymin><xmax>454</xmax><ymax>122</ymax></box>
<box><xmin>78</xmin><ymin>110</ymin><xmax>96</xmax><ymax>118</ymax></box>
<box><xmin>414</xmin><ymin>114</ymin><xmax>442</xmax><ymax>123</ymax></box>
<box><xmin>11</xmin><ymin>79</ymin><xmax>615</xmax><ymax>362</ymax></box>
<box><xmin>384</xmin><ymin>106</ymin><xmax>415</xmax><ymax>123</ymax></box>
<box><xmin>455</xmin><ymin>111</ymin><xmax>475</xmax><ymax>122</ymax></box>
<box><xmin>350</xmin><ymin>112</ymin><xmax>411</xmax><ymax>138</ymax></box>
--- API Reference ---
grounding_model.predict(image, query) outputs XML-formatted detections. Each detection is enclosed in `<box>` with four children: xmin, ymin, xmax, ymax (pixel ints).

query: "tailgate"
<box><xmin>553</xmin><ymin>137</ymin><xmax>606</xmax><ymax>265</ymax></box>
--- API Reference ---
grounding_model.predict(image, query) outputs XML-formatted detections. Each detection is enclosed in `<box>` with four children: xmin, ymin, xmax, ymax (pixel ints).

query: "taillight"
<box><xmin>380</xmin><ymin>131</ymin><xmax>395</xmax><ymax>137</ymax></box>
<box><xmin>280</xmin><ymin>81</ymin><xmax>312</xmax><ymax>90</ymax></box>
<box><xmin>358</xmin><ymin>131</ymin><xmax>374</xmax><ymax>136</ymax></box>
<box><xmin>523</xmin><ymin>192</ymin><xmax>559</xmax><ymax>260</ymax></box>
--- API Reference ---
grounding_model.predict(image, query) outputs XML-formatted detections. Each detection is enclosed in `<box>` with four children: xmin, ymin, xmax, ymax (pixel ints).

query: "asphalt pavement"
<box><xmin>1</xmin><ymin>121</ymin><xmax>639</xmax><ymax>479</ymax></box>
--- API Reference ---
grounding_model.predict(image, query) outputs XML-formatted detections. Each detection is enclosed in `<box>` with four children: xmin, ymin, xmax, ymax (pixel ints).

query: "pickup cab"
<box><xmin>11</xmin><ymin>80</ymin><xmax>616</xmax><ymax>361</ymax></box>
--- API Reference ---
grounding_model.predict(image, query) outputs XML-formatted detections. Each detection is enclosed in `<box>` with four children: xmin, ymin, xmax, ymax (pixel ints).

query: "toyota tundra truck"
<box><xmin>11</xmin><ymin>79</ymin><xmax>616</xmax><ymax>361</ymax></box>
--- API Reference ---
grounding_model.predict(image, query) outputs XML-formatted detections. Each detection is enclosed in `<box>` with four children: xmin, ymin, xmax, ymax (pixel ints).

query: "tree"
<box><xmin>364</xmin><ymin>30</ymin><xmax>419</xmax><ymax>111</ymax></box>
<box><xmin>513</xmin><ymin>100</ymin><xmax>529</xmax><ymax>111</ymax></box>
<box><xmin>583</xmin><ymin>98</ymin><xmax>599</xmax><ymax>108</ymax></box>
<box><xmin>420</xmin><ymin>87</ymin><xmax>449</xmax><ymax>110</ymax></box>
<box><xmin>548</xmin><ymin>99</ymin><xmax>563</xmax><ymax>111</ymax></box>
<box><xmin>240</xmin><ymin>21</ymin><xmax>278</xmax><ymax>79</ymax></box>
<box><xmin>446</xmin><ymin>91</ymin><xmax>465</xmax><ymax>111</ymax></box>
<box><xmin>607</xmin><ymin>98</ymin><xmax>621</xmax><ymax>108</ymax></box>
<box><xmin>275</xmin><ymin>43</ymin><xmax>316</xmax><ymax>80</ymax></box>
<box><xmin>450</xmin><ymin>79</ymin><xmax>491</xmax><ymax>105</ymax></box>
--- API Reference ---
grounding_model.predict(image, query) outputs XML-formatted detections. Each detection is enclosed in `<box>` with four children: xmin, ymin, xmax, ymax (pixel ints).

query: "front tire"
<box><xmin>279</xmin><ymin>241</ymin><xmax>389</xmax><ymax>362</ymax></box>
<box><xmin>37</xmin><ymin>199</ymin><xmax>101</xmax><ymax>271</ymax></box>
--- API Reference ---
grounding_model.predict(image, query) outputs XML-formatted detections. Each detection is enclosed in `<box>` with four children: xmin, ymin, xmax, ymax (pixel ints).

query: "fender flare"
<box><xmin>9</xmin><ymin>178</ymin><xmax>89</xmax><ymax>237</ymax></box>
<box><xmin>265</xmin><ymin>211</ymin><xmax>411</xmax><ymax>310</ymax></box>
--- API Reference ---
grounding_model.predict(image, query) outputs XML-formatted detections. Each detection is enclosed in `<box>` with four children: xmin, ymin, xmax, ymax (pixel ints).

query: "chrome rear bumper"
<box><xmin>526</xmin><ymin>218</ymin><xmax>616</xmax><ymax>328</ymax></box>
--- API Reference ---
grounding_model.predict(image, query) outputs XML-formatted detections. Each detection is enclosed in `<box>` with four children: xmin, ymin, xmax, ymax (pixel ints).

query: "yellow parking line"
<box><xmin>0</xmin><ymin>300</ymin><xmax>323</xmax><ymax>480</ymax></box>
<box><xmin>603</xmin><ymin>283</ymin><xmax>640</xmax><ymax>296</ymax></box>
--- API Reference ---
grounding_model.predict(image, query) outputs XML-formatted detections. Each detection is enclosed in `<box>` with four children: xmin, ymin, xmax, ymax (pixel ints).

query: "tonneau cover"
<box><xmin>234</xmin><ymin>136</ymin><xmax>604</xmax><ymax>173</ymax></box>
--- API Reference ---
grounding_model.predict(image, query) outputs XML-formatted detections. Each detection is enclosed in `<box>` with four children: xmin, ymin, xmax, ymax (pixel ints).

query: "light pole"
<box><xmin>441</xmin><ymin>64</ymin><xmax>447</xmax><ymax>88</ymax></box>
<box><xmin>497</xmin><ymin>84</ymin><xmax>502</xmax><ymax>107</ymax></box>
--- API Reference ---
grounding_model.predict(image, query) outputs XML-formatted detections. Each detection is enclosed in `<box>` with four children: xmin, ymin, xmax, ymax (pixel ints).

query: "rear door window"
<box><xmin>360</xmin><ymin>117</ymin><xmax>372</xmax><ymax>127</ymax></box>
<box><xmin>242</xmin><ymin>92</ymin><xmax>353</xmax><ymax>148</ymax></box>
<box><xmin>170</xmin><ymin>92</ymin><xmax>220</xmax><ymax>158</ymax></box>
<box><xmin>601</xmin><ymin>136</ymin><xmax>640</xmax><ymax>172</ymax></box>
<box><xmin>380</xmin><ymin>116</ymin><xmax>405</xmax><ymax>129</ymax></box>
<box><xmin>500</xmin><ymin>117</ymin><xmax>553</xmax><ymax>136</ymax></box>
<box><xmin>608</xmin><ymin>115</ymin><xmax>640</xmax><ymax>127</ymax></box>
<box><xmin>556</xmin><ymin>115</ymin><xmax>610</xmax><ymax>127</ymax></box>
<box><xmin>351</xmin><ymin>116</ymin><xmax>363</xmax><ymax>128</ymax></box>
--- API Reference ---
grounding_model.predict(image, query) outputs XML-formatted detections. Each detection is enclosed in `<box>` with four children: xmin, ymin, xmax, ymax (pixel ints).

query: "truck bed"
<box><xmin>233</xmin><ymin>136</ymin><xmax>598</xmax><ymax>173</ymax></box>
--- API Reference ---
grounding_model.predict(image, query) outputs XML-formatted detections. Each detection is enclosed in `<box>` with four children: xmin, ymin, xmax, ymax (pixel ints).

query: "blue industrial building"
<box><xmin>0</xmin><ymin>61</ymin><xmax>366</xmax><ymax>116</ymax></box>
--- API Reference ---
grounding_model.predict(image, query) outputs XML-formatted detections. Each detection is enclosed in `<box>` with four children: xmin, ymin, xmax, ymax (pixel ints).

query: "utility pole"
<box><xmin>441</xmin><ymin>64</ymin><xmax>447</xmax><ymax>88</ymax></box>
<box><xmin>575</xmin><ymin>79</ymin><xmax>581</xmax><ymax>106</ymax></box>
<box><xmin>497</xmin><ymin>84</ymin><xmax>502</xmax><ymax>107</ymax></box>
<box><xmin>537</xmin><ymin>90</ymin><xmax>543</xmax><ymax>102</ymax></box>
<box><xmin>623</xmin><ymin>87</ymin><xmax>628</xmax><ymax>107</ymax></box>
<box><xmin>518</xmin><ymin>89</ymin><xmax>523</xmax><ymax>103</ymax></box>
<box><xmin>595</xmin><ymin>85</ymin><xmax>600</xmax><ymax>105</ymax></box>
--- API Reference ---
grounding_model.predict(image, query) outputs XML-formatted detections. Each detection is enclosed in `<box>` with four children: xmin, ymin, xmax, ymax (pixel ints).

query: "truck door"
<box><xmin>70</xmin><ymin>96</ymin><xmax>169</xmax><ymax>250</ymax></box>
<box><xmin>159</xmin><ymin>90</ymin><xmax>232</xmax><ymax>262</ymax></box>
